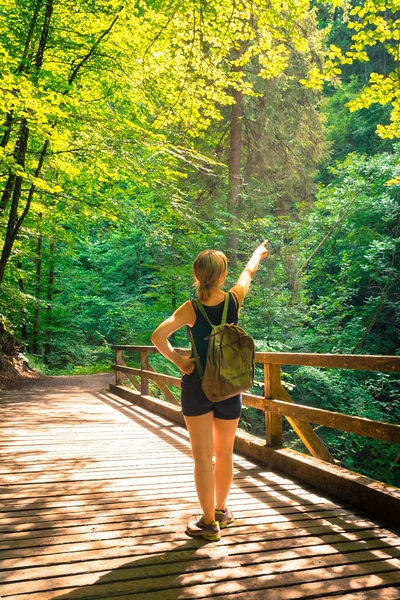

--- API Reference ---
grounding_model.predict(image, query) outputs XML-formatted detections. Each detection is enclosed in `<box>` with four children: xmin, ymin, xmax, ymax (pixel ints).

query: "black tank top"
<box><xmin>188</xmin><ymin>291</ymin><xmax>239</xmax><ymax>372</ymax></box>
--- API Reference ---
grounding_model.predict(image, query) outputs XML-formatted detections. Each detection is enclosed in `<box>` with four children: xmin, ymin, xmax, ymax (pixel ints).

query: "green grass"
<box><xmin>61</xmin><ymin>363</ymin><xmax>112</xmax><ymax>376</ymax></box>
<box><xmin>25</xmin><ymin>354</ymin><xmax>111</xmax><ymax>376</ymax></box>
<box><xmin>24</xmin><ymin>354</ymin><xmax>52</xmax><ymax>376</ymax></box>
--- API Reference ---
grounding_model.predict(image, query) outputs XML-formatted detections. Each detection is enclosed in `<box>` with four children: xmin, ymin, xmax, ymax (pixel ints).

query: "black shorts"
<box><xmin>181</xmin><ymin>373</ymin><xmax>242</xmax><ymax>420</ymax></box>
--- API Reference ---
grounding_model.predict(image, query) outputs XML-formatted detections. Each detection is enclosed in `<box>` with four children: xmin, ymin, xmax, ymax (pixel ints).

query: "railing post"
<box><xmin>140</xmin><ymin>351</ymin><xmax>150</xmax><ymax>397</ymax></box>
<box><xmin>264</xmin><ymin>363</ymin><xmax>283</xmax><ymax>446</ymax></box>
<box><xmin>115</xmin><ymin>349</ymin><xmax>123</xmax><ymax>385</ymax></box>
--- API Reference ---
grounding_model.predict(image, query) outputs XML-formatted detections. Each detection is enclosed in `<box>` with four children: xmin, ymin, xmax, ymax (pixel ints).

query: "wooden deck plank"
<box><xmin>0</xmin><ymin>507</ymin><xmax>368</xmax><ymax>543</ymax></box>
<box><xmin>0</xmin><ymin>485</ymin><xmax>332</xmax><ymax>509</ymax></box>
<box><xmin>0</xmin><ymin>529</ymin><xmax>397</xmax><ymax>569</ymax></box>
<box><xmin>0</xmin><ymin>497</ymin><xmax>348</xmax><ymax>527</ymax></box>
<box><xmin>2</xmin><ymin>538</ymin><xmax>400</xmax><ymax>584</ymax></box>
<box><xmin>318</xmin><ymin>590</ymin><xmax>400</xmax><ymax>600</ymax></box>
<box><xmin>1</xmin><ymin>389</ymin><xmax>400</xmax><ymax>600</ymax></box>
<box><xmin>0</xmin><ymin>500</ymin><xmax>355</xmax><ymax>531</ymax></box>
<box><xmin>0</xmin><ymin>519</ymin><xmax>381</xmax><ymax>560</ymax></box>
<box><xmin>1</xmin><ymin>553</ymin><xmax>400</xmax><ymax>594</ymax></box>
<box><xmin>0</xmin><ymin>487</ymin><xmax>337</xmax><ymax>511</ymax></box>
<box><xmin>2</xmin><ymin>560</ymin><xmax>400</xmax><ymax>599</ymax></box>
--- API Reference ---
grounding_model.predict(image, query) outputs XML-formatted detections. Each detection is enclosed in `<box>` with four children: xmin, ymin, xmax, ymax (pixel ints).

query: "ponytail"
<box><xmin>197</xmin><ymin>282</ymin><xmax>210</xmax><ymax>302</ymax></box>
<box><xmin>193</xmin><ymin>250</ymin><xmax>228</xmax><ymax>301</ymax></box>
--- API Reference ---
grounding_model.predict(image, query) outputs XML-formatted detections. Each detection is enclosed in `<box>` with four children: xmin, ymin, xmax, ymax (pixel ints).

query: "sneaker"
<box><xmin>186</xmin><ymin>516</ymin><xmax>221</xmax><ymax>542</ymax></box>
<box><xmin>215</xmin><ymin>507</ymin><xmax>234</xmax><ymax>529</ymax></box>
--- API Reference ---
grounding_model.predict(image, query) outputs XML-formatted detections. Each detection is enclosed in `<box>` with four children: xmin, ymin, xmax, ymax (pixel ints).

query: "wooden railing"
<box><xmin>111</xmin><ymin>346</ymin><xmax>400</xmax><ymax>465</ymax></box>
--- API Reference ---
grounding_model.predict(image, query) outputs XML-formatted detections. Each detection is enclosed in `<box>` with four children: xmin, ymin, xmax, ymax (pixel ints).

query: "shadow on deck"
<box><xmin>1</xmin><ymin>387</ymin><xmax>400</xmax><ymax>600</ymax></box>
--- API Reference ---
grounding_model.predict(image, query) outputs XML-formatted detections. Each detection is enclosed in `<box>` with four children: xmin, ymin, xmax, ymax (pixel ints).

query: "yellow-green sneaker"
<box><xmin>186</xmin><ymin>516</ymin><xmax>221</xmax><ymax>541</ymax></box>
<box><xmin>215</xmin><ymin>507</ymin><xmax>234</xmax><ymax>529</ymax></box>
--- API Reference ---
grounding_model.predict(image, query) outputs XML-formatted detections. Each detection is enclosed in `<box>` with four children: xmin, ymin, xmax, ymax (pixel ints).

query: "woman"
<box><xmin>151</xmin><ymin>241</ymin><xmax>268</xmax><ymax>541</ymax></box>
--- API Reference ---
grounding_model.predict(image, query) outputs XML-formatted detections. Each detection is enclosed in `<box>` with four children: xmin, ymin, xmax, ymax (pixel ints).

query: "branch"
<box><xmin>35</xmin><ymin>0</ymin><xmax>53</xmax><ymax>72</ymax></box>
<box><xmin>301</xmin><ymin>192</ymin><xmax>359</xmax><ymax>271</ymax></box>
<box><xmin>1</xmin><ymin>0</ymin><xmax>47</xmax><ymax>151</ymax></box>
<box><xmin>27</xmin><ymin>143</ymin><xmax>95</xmax><ymax>155</ymax></box>
<box><xmin>142</xmin><ymin>9</ymin><xmax>178</xmax><ymax>65</ymax></box>
<box><xmin>43</xmin><ymin>190</ymin><xmax>125</xmax><ymax>220</ymax></box>
<box><xmin>157</xmin><ymin>10</ymin><xmax>198</xmax><ymax>129</ymax></box>
<box><xmin>11</xmin><ymin>139</ymin><xmax>50</xmax><ymax>247</ymax></box>
<box><xmin>16</xmin><ymin>0</ymin><xmax>44</xmax><ymax>73</ymax></box>
<box><xmin>353</xmin><ymin>234</ymin><xmax>400</xmax><ymax>352</ymax></box>
<box><xmin>68</xmin><ymin>8</ymin><xmax>124</xmax><ymax>87</ymax></box>
<box><xmin>91</xmin><ymin>53</ymin><xmax>135</xmax><ymax>83</ymax></box>
<box><xmin>352</xmin><ymin>284</ymin><xmax>391</xmax><ymax>353</ymax></box>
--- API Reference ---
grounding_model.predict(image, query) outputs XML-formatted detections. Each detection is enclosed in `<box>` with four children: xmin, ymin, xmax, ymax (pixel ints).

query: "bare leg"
<box><xmin>184</xmin><ymin>411</ymin><xmax>215</xmax><ymax>524</ymax></box>
<box><xmin>213</xmin><ymin>417</ymin><xmax>240</xmax><ymax>511</ymax></box>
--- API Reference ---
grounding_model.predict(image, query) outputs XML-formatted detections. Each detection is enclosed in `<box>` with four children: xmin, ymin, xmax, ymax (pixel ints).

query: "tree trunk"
<box><xmin>0</xmin><ymin>172</ymin><xmax>17</xmax><ymax>213</ymax></box>
<box><xmin>35</xmin><ymin>0</ymin><xmax>53</xmax><ymax>73</ymax></box>
<box><xmin>32</xmin><ymin>214</ymin><xmax>43</xmax><ymax>354</ymax></box>
<box><xmin>44</xmin><ymin>241</ymin><xmax>54</xmax><ymax>363</ymax></box>
<box><xmin>0</xmin><ymin>122</ymin><xmax>29</xmax><ymax>285</ymax></box>
<box><xmin>0</xmin><ymin>113</ymin><xmax>14</xmax><ymax>152</ymax></box>
<box><xmin>170</xmin><ymin>240</ymin><xmax>177</xmax><ymax>345</ymax></box>
<box><xmin>227</xmin><ymin>86</ymin><xmax>243</xmax><ymax>268</ymax></box>
<box><xmin>137</xmin><ymin>249</ymin><xmax>142</xmax><ymax>288</ymax></box>
<box><xmin>17</xmin><ymin>261</ymin><xmax>29</xmax><ymax>345</ymax></box>
<box><xmin>0</xmin><ymin>137</ymin><xmax>49</xmax><ymax>287</ymax></box>
<box><xmin>18</xmin><ymin>0</ymin><xmax>45</xmax><ymax>74</ymax></box>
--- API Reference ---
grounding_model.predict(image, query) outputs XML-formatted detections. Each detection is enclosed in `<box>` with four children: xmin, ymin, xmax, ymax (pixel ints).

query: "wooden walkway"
<box><xmin>1</xmin><ymin>389</ymin><xmax>400</xmax><ymax>600</ymax></box>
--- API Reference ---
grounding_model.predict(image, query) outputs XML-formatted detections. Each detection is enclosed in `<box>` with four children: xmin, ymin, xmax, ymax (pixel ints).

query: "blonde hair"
<box><xmin>193</xmin><ymin>250</ymin><xmax>228</xmax><ymax>302</ymax></box>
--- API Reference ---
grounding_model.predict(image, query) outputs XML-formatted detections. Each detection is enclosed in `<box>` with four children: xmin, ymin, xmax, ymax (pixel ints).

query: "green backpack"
<box><xmin>189</xmin><ymin>293</ymin><xmax>255</xmax><ymax>402</ymax></box>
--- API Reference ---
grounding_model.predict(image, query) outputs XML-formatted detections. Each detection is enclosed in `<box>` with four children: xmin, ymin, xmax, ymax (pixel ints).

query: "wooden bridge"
<box><xmin>1</xmin><ymin>349</ymin><xmax>400</xmax><ymax>599</ymax></box>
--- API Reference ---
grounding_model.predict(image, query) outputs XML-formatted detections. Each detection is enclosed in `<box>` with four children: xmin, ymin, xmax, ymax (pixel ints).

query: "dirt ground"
<box><xmin>0</xmin><ymin>371</ymin><xmax>115</xmax><ymax>392</ymax></box>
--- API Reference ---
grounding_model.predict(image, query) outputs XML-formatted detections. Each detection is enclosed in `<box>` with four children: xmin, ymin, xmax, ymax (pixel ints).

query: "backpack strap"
<box><xmin>221</xmin><ymin>292</ymin><xmax>229</xmax><ymax>325</ymax></box>
<box><xmin>188</xmin><ymin>328</ymin><xmax>203</xmax><ymax>379</ymax></box>
<box><xmin>195</xmin><ymin>293</ymin><xmax>229</xmax><ymax>326</ymax></box>
<box><xmin>230</xmin><ymin>290</ymin><xmax>239</xmax><ymax>314</ymax></box>
<box><xmin>194</xmin><ymin>298</ymin><xmax>212</xmax><ymax>326</ymax></box>
<box><xmin>192</xmin><ymin>300</ymin><xmax>210</xmax><ymax>379</ymax></box>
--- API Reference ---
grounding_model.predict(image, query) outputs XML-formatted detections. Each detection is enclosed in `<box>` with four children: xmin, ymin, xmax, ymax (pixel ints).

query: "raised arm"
<box><xmin>230</xmin><ymin>240</ymin><xmax>268</xmax><ymax>308</ymax></box>
<box><xmin>151</xmin><ymin>301</ymin><xmax>196</xmax><ymax>374</ymax></box>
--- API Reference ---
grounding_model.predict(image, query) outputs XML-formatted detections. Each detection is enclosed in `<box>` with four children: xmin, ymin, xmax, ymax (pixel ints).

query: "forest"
<box><xmin>0</xmin><ymin>0</ymin><xmax>399</xmax><ymax>485</ymax></box>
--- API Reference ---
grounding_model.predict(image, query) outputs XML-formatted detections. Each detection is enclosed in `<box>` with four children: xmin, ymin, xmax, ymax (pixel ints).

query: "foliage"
<box><xmin>303</xmin><ymin>0</ymin><xmax>400</xmax><ymax>141</ymax></box>
<box><xmin>298</xmin><ymin>150</ymin><xmax>400</xmax><ymax>355</ymax></box>
<box><xmin>321</xmin><ymin>79</ymin><xmax>393</xmax><ymax>166</ymax></box>
<box><xmin>289</xmin><ymin>366</ymin><xmax>400</xmax><ymax>485</ymax></box>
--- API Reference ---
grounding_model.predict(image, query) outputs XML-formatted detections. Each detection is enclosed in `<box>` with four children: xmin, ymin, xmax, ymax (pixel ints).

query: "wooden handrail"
<box><xmin>111</xmin><ymin>346</ymin><xmax>400</xmax><ymax>373</ymax></box>
<box><xmin>112</xmin><ymin>346</ymin><xmax>400</xmax><ymax>464</ymax></box>
<box><xmin>256</xmin><ymin>352</ymin><xmax>400</xmax><ymax>373</ymax></box>
<box><xmin>263</xmin><ymin>398</ymin><xmax>400</xmax><ymax>444</ymax></box>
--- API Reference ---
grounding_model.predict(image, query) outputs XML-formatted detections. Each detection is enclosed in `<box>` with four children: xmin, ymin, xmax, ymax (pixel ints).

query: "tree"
<box><xmin>302</xmin><ymin>0</ymin><xmax>400</xmax><ymax>144</ymax></box>
<box><xmin>0</xmin><ymin>1</ymin><xmax>124</xmax><ymax>285</ymax></box>
<box><xmin>298</xmin><ymin>150</ymin><xmax>400</xmax><ymax>355</ymax></box>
